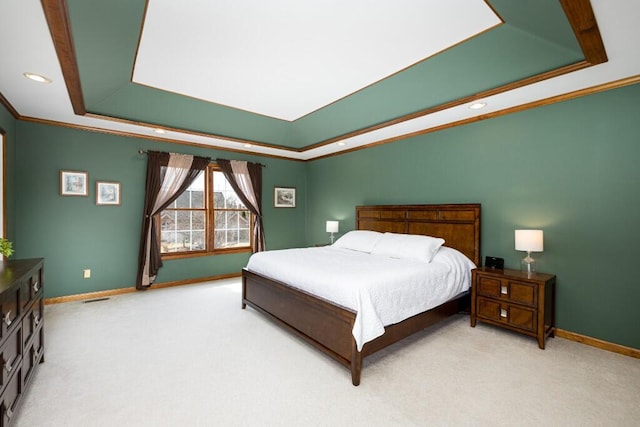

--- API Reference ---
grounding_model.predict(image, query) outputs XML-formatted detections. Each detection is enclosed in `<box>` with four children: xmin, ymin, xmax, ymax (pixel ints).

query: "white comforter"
<box><xmin>245</xmin><ymin>245</ymin><xmax>475</xmax><ymax>350</ymax></box>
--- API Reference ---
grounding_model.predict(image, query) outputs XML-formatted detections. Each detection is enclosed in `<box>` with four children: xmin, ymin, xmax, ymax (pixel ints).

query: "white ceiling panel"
<box><xmin>133</xmin><ymin>0</ymin><xmax>500</xmax><ymax>120</ymax></box>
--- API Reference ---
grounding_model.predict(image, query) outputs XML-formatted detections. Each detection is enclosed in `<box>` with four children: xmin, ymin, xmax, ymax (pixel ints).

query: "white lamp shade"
<box><xmin>515</xmin><ymin>230</ymin><xmax>544</xmax><ymax>252</ymax></box>
<box><xmin>326</xmin><ymin>221</ymin><xmax>339</xmax><ymax>233</ymax></box>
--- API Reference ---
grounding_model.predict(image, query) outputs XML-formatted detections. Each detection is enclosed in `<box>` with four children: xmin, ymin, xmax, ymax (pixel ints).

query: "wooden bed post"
<box><xmin>351</xmin><ymin>344</ymin><xmax>362</xmax><ymax>386</ymax></box>
<box><xmin>241</xmin><ymin>273</ymin><xmax>247</xmax><ymax>309</ymax></box>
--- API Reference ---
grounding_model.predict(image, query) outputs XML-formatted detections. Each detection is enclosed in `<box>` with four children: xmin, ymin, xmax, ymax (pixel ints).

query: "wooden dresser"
<box><xmin>470</xmin><ymin>267</ymin><xmax>555</xmax><ymax>349</ymax></box>
<box><xmin>0</xmin><ymin>258</ymin><xmax>44</xmax><ymax>426</ymax></box>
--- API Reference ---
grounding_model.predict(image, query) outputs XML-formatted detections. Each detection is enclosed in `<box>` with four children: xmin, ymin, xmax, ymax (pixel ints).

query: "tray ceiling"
<box><xmin>134</xmin><ymin>0</ymin><xmax>500</xmax><ymax>121</ymax></box>
<box><xmin>1</xmin><ymin>0</ymin><xmax>639</xmax><ymax>160</ymax></box>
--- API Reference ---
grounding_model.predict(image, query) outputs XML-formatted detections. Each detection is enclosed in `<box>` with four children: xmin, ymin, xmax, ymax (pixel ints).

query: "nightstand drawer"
<box><xmin>476</xmin><ymin>297</ymin><xmax>537</xmax><ymax>332</ymax></box>
<box><xmin>476</xmin><ymin>276</ymin><xmax>537</xmax><ymax>307</ymax></box>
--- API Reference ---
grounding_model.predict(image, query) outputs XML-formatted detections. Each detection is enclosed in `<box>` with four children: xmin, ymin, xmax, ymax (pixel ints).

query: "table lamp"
<box><xmin>326</xmin><ymin>221</ymin><xmax>339</xmax><ymax>244</ymax></box>
<box><xmin>515</xmin><ymin>229</ymin><xmax>543</xmax><ymax>276</ymax></box>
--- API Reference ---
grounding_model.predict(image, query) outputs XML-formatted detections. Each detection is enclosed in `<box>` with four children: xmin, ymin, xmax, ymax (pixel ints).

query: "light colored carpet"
<box><xmin>15</xmin><ymin>278</ymin><xmax>640</xmax><ymax>426</ymax></box>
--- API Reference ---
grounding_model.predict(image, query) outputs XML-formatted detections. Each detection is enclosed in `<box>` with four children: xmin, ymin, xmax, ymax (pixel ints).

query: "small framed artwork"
<box><xmin>274</xmin><ymin>186</ymin><xmax>296</xmax><ymax>208</ymax></box>
<box><xmin>96</xmin><ymin>181</ymin><xmax>121</xmax><ymax>205</ymax></box>
<box><xmin>60</xmin><ymin>170</ymin><xmax>88</xmax><ymax>196</ymax></box>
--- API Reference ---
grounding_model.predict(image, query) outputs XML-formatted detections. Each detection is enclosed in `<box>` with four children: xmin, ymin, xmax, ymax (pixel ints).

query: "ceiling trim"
<box><xmin>35</xmin><ymin>0</ymin><xmax>609</xmax><ymax>161</ymax></box>
<box><xmin>83</xmin><ymin>111</ymin><xmax>300</xmax><ymax>153</ymax></box>
<box><xmin>10</xmin><ymin>73</ymin><xmax>638</xmax><ymax>165</ymax></box>
<box><xmin>304</xmin><ymin>60</ymin><xmax>593</xmax><ymax>151</ymax></box>
<box><xmin>41</xmin><ymin>0</ymin><xmax>86</xmax><ymax>115</ymax></box>
<box><xmin>19</xmin><ymin>114</ymin><xmax>304</xmax><ymax>162</ymax></box>
<box><xmin>129</xmin><ymin>0</ymin><xmax>149</xmax><ymax>84</ymax></box>
<box><xmin>0</xmin><ymin>92</ymin><xmax>19</xmax><ymax>119</ymax></box>
<box><xmin>559</xmin><ymin>0</ymin><xmax>607</xmax><ymax>64</ymax></box>
<box><xmin>311</xmin><ymin>73</ymin><xmax>640</xmax><ymax>161</ymax></box>
<box><xmin>65</xmin><ymin>58</ymin><xmax>597</xmax><ymax>157</ymax></box>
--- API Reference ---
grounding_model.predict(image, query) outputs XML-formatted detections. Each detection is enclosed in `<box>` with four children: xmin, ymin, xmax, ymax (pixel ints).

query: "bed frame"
<box><xmin>242</xmin><ymin>204</ymin><xmax>480</xmax><ymax>385</ymax></box>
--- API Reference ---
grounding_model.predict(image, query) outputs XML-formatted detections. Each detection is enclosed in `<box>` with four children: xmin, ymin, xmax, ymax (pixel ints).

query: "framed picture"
<box><xmin>96</xmin><ymin>181</ymin><xmax>121</xmax><ymax>205</ymax></box>
<box><xmin>60</xmin><ymin>170</ymin><xmax>88</xmax><ymax>196</ymax></box>
<box><xmin>274</xmin><ymin>186</ymin><xmax>296</xmax><ymax>208</ymax></box>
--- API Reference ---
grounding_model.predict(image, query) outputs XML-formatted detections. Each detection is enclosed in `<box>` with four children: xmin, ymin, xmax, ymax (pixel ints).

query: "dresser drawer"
<box><xmin>476</xmin><ymin>276</ymin><xmax>537</xmax><ymax>307</ymax></box>
<box><xmin>0</xmin><ymin>364</ymin><xmax>22</xmax><ymax>427</ymax></box>
<box><xmin>23</xmin><ymin>326</ymin><xmax>44</xmax><ymax>388</ymax></box>
<box><xmin>0</xmin><ymin>288</ymin><xmax>20</xmax><ymax>343</ymax></box>
<box><xmin>20</xmin><ymin>268</ymin><xmax>43</xmax><ymax>312</ymax></box>
<box><xmin>22</xmin><ymin>298</ymin><xmax>44</xmax><ymax>349</ymax></box>
<box><xmin>0</xmin><ymin>325</ymin><xmax>21</xmax><ymax>395</ymax></box>
<box><xmin>476</xmin><ymin>296</ymin><xmax>537</xmax><ymax>333</ymax></box>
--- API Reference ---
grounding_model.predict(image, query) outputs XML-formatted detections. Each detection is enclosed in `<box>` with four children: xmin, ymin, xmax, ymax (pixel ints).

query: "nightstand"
<box><xmin>470</xmin><ymin>267</ymin><xmax>556</xmax><ymax>349</ymax></box>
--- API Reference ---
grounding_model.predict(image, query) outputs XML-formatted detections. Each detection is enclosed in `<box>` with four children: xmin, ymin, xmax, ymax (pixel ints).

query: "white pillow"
<box><xmin>332</xmin><ymin>230</ymin><xmax>383</xmax><ymax>253</ymax></box>
<box><xmin>371</xmin><ymin>232</ymin><xmax>445</xmax><ymax>263</ymax></box>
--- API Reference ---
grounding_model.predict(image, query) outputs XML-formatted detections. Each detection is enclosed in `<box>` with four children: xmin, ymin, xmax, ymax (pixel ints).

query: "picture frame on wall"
<box><xmin>274</xmin><ymin>186</ymin><xmax>296</xmax><ymax>208</ymax></box>
<box><xmin>96</xmin><ymin>181</ymin><xmax>121</xmax><ymax>205</ymax></box>
<box><xmin>60</xmin><ymin>170</ymin><xmax>88</xmax><ymax>196</ymax></box>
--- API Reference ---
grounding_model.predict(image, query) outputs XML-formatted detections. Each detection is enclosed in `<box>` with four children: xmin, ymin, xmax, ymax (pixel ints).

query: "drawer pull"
<box><xmin>34</xmin><ymin>314</ymin><xmax>42</xmax><ymax>327</ymax></box>
<box><xmin>3</xmin><ymin>310</ymin><xmax>12</xmax><ymax>327</ymax></box>
<box><xmin>500</xmin><ymin>308</ymin><xmax>508</xmax><ymax>318</ymax></box>
<box><xmin>501</xmin><ymin>285</ymin><xmax>508</xmax><ymax>295</ymax></box>
<box><xmin>3</xmin><ymin>358</ymin><xmax>12</xmax><ymax>375</ymax></box>
<box><xmin>33</xmin><ymin>281</ymin><xmax>40</xmax><ymax>293</ymax></box>
<box><xmin>31</xmin><ymin>347</ymin><xmax>44</xmax><ymax>365</ymax></box>
<box><xmin>3</xmin><ymin>403</ymin><xmax>13</xmax><ymax>420</ymax></box>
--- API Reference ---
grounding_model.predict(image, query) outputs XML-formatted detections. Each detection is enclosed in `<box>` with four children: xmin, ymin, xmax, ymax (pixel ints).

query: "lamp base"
<box><xmin>329</xmin><ymin>233</ymin><xmax>335</xmax><ymax>244</ymax></box>
<box><xmin>521</xmin><ymin>252</ymin><xmax>536</xmax><ymax>277</ymax></box>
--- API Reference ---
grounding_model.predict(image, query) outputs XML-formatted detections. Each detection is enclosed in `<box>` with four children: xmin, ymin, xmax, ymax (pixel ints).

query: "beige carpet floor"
<box><xmin>15</xmin><ymin>278</ymin><xmax>640</xmax><ymax>426</ymax></box>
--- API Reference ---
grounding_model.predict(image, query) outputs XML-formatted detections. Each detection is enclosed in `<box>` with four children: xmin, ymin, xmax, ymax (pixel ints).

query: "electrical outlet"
<box><xmin>83</xmin><ymin>269</ymin><xmax>91</xmax><ymax>279</ymax></box>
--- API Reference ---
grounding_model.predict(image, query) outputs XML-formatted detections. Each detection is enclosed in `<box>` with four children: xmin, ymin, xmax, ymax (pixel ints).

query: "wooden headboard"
<box><xmin>356</xmin><ymin>204</ymin><xmax>481</xmax><ymax>266</ymax></box>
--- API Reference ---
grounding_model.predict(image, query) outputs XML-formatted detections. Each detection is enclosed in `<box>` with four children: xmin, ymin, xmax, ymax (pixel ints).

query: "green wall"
<box><xmin>306</xmin><ymin>83</ymin><xmax>640</xmax><ymax>350</ymax></box>
<box><xmin>13</xmin><ymin>122</ymin><xmax>306</xmax><ymax>298</ymax></box>
<box><xmin>4</xmin><ymin>81</ymin><xmax>640</xmax><ymax>351</ymax></box>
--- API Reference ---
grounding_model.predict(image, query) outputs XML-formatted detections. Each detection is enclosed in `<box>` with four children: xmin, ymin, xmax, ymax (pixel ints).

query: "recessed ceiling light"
<box><xmin>337</xmin><ymin>142</ymin><xmax>347</xmax><ymax>146</ymax></box>
<box><xmin>23</xmin><ymin>72</ymin><xmax>52</xmax><ymax>83</ymax></box>
<box><xmin>244</xmin><ymin>143</ymin><xmax>253</xmax><ymax>148</ymax></box>
<box><xmin>469</xmin><ymin>101</ymin><xmax>487</xmax><ymax>110</ymax></box>
<box><xmin>153</xmin><ymin>128</ymin><xmax>166</xmax><ymax>134</ymax></box>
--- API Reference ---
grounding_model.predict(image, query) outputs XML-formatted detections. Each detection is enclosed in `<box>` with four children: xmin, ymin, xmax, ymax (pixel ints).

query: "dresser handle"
<box><xmin>33</xmin><ymin>281</ymin><xmax>40</xmax><ymax>293</ymax></box>
<box><xmin>501</xmin><ymin>285</ymin><xmax>508</xmax><ymax>295</ymax></box>
<box><xmin>34</xmin><ymin>314</ymin><xmax>42</xmax><ymax>327</ymax></box>
<box><xmin>4</xmin><ymin>403</ymin><xmax>13</xmax><ymax>420</ymax></box>
<box><xmin>3</xmin><ymin>311</ymin><xmax>12</xmax><ymax>327</ymax></box>
<box><xmin>3</xmin><ymin>357</ymin><xmax>12</xmax><ymax>375</ymax></box>
<box><xmin>500</xmin><ymin>308</ymin><xmax>508</xmax><ymax>318</ymax></box>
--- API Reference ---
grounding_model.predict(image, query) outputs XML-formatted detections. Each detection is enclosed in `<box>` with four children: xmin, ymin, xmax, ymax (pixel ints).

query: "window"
<box><xmin>160</xmin><ymin>164</ymin><xmax>251</xmax><ymax>257</ymax></box>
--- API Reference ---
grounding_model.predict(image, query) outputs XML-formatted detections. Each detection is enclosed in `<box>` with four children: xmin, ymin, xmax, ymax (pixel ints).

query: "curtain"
<box><xmin>216</xmin><ymin>159</ymin><xmax>266</xmax><ymax>252</ymax></box>
<box><xmin>136</xmin><ymin>151</ymin><xmax>209</xmax><ymax>289</ymax></box>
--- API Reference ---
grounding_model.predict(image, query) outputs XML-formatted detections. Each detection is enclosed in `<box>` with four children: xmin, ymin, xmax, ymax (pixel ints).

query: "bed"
<box><xmin>242</xmin><ymin>204</ymin><xmax>481</xmax><ymax>385</ymax></box>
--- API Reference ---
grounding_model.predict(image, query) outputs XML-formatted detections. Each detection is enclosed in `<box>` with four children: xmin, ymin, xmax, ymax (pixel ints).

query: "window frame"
<box><xmin>160</xmin><ymin>163</ymin><xmax>253</xmax><ymax>260</ymax></box>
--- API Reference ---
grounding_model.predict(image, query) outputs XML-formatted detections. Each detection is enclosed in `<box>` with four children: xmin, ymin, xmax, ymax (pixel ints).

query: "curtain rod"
<box><xmin>137</xmin><ymin>150</ymin><xmax>266</xmax><ymax>167</ymax></box>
